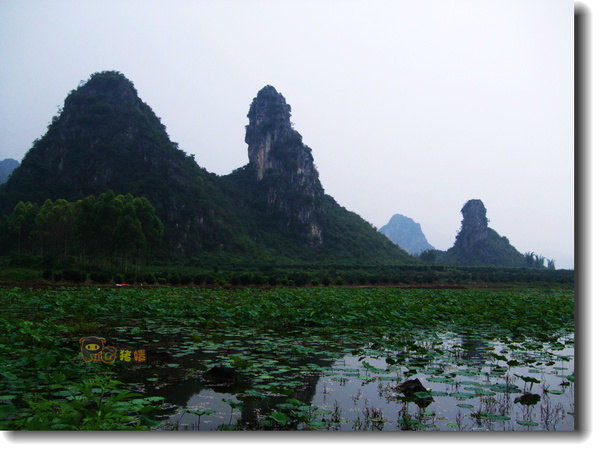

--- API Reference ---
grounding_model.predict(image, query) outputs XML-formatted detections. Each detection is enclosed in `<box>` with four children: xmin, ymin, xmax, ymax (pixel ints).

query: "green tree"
<box><xmin>8</xmin><ymin>201</ymin><xmax>39</xmax><ymax>254</ymax></box>
<box><xmin>34</xmin><ymin>199</ymin><xmax>73</xmax><ymax>256</ymax></box>
<box><xmin>133</xmin><ymin>196</ymin><xmax>164</xmax><ymax>254</ymax></box>
<box><xmin>524</xmin><ymin>252</ymin><xmax>535</xmax><ymax>268</ymax></box>
<box><xmin>1</xmin><ymin>190</ymin><xmax>164</xmax><ymax>271</ymax></box>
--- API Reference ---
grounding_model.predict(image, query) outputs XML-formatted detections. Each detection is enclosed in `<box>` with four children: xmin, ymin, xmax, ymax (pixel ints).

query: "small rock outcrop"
<box><xmin>245</xmin><ymin>86</ymin><xmax>324</xmax><ymax>243</ymax></box>
<box><xmin>379</xmin><ymin>213</ymin><xmax>434</xmax><ymax>255</ymax></box>
<box><xmin>394</xmin><ymin>378</ymin><xmax>433</xmax><ymax>407</ymax></box>
<box><xmin>395</xmin><ymin>378</ymin><xmax>428</xmax><ymax>396</ymax></box>
<box><xmin>455</xmin><ymin>199</ymin><xmax>490</xmax><ymax>249</ymax></box>
<box><xmin>440</xmin><ymin>199</ymin><xmax>525</xmax><ymax>267</ymax></box>
<box><xmin>205</xmin><ymin>365</ymin><xmax>238</xmax><ymax>381</ymax></box>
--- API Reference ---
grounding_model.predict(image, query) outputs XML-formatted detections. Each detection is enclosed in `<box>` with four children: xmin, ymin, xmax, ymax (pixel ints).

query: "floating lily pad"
<box><xmin>427</xmin><ymin>377</ymin><xmax>454</xmax><ymax>383</ymax></box>
<box><xmin>488</xmin><ymin>415</ymin><xmax>511</xmax><ymax>421</ymax></box>
<box><xmin>456</xmin><ymin>403</ymin><xmax>474</xmax><ymax>409</ymax></box>
<box><xmin>243</xmin><ymin>389</ymin><xmax>268</xmax><ymax>399</ymax></box>
<box><xmin>187</xmin><ymin>409</ymin><xmax>216</xmax><ymax>416</ymax></box>
<box><xmin>430</xmin><ymin>391</ymin><xmax>449</xmax><ymax>397</ymax></box>
<box><xmin>414</xmin><ymin>391</ymin><xmax>433</xmax><ymax>399</ymax></box>
<box><xmin>450</xmin><ymin>392</ymin><xmax>476</xmax><ymax>399</ymax></box>
<box><xmin>517</xmin><ymin>420</ymin><xmax>539</xmax><ymax>427</ymax></box>
<box><xmin>474</xmin><ymin>390</ymin><xmax>496</xmax><ymax>396</ymax></box>
<box><xmin>489</xmin><ymin>384</ymin><xmax>521</xmax><ymax>394</ymax></box>
<box><xmin>269</xmin><ymin>411</ymin><xmax>291</xmax><ymax>424</ymax></box>
<box><xmin>331</xmin><ymin>377</ymin><xmax>349</xmax><ymax>383</ymax></box>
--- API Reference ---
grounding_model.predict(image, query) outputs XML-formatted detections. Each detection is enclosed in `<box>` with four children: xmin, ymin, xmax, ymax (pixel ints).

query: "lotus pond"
<box><xmin>0</xmin><ymin>286</ymin><xmax>574</xmax><ymax>431</ymax></box>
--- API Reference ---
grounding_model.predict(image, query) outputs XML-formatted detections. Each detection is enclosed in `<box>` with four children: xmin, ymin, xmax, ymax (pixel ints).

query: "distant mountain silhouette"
<box><xmin>379</xmin><ymin>214</ymin><xmax>434</xmax><ymax>255</ymax></box>
<box><xmin>0</xmin><ymin>158</ymin><xmax>19</xmax><ymax>184</ymax></box>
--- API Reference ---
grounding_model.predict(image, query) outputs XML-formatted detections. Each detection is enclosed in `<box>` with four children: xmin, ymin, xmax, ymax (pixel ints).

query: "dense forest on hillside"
<box><xmin>0</xmin><ymin>191</ymin><xmax>163</xmax><ymax>271</ymax></box>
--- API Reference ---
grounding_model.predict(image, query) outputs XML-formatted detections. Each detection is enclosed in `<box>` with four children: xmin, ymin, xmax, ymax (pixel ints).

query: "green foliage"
<box><xmin>9</xmin><ymin>377</ymin><xmax>163</xmax><ymax>430</ymax></box>
<box><xmin>0</xmin><ymin>190</ymin><xmax>163</xmax><ymax>271</ymax></box>
<box><xmin>524</xmin><ymin>252</ymin><xmax>553</xmax><ymax>269</ymax></box>
<box><xmin>0</xmin><ymin>268</ymin><xmax>40</xmax><ymax>282</ymax></box>
<box><xmin>0</xmin><ymin>287</ymin><xmax>168</xmax><ymax>430</ymax></box>
<box><xmin>0</xmin><ymin>285</ymin><xmax>574</xmax><ymax>430</ymax></box>
<box><xmin>439</xmin><ymin>228</ymin><xmax>527</xmax><ymax>268</ymax></box>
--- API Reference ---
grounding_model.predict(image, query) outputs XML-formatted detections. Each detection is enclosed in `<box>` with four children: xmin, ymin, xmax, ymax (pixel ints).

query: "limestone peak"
<box><xmin>460</xmin><ymin>199</ymin><xmax>489</xmax><ymax>234</ymax></box>
<box><xmin>244</xmin><ymin>85</ymin><xmax>324</xmax><ymax>242</ymax></box>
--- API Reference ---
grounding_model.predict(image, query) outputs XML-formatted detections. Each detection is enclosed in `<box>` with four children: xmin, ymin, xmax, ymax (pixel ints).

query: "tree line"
<box><xmin>25</xmin><ymin>264</ymin><xmax>573</xmax><ymax>287</ymax></box>
<box><xmin>0</xmin><ymin>190</ymin><xmax>163</xmax><ymax>271</ymax></box>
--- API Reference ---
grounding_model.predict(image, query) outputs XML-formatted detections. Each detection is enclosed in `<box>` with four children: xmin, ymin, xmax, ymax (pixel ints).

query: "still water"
<box><xmin>119</xmin><ymin>328</ymin><xmax>574</xmax><ymax>431</ymax></box>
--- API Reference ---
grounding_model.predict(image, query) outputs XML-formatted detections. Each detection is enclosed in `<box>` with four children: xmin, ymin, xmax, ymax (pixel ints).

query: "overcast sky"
<box><xmin>0</xmin><ymin>0</ymin><xmax>574</xmax><ymax>268</ymax></box>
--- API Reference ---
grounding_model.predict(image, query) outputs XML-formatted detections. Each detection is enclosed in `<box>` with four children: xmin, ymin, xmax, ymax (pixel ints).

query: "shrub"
<box><xmin>90</xmin><ymin>272</ymin><xmax>112</xmax><ymax>284</ymax></box>
<box><xmin>179</xmin><ymin>274</ymin><xmax>192</xmax><ymax>285</ymax></box>
<box><xmin>143</xmin><ymin>273</ymin><xmax>155</xmax><ymax>284</ymax></box>
<box><xmin>62</xmin><ymin>269</ymin><xmax>86</xmax><ymax>283</ymax></box>
<box><xmin>124</xmin><ymin>273</ymin><xmax>136</xmax><ymax>284</ymax></box>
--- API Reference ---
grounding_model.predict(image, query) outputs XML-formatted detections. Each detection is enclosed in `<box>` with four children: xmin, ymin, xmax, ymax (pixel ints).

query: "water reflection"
<box><xmin>309</xmin><ymin>334</ymin><xmax>574</xmax><ymax>431</ymax></box>
<box><xmin>121</xmin><ymin>328</ymin><xmax>574</xmax><ymax>431</ymax></box>
<box><xmin>164</xmin><ymin>390</ymin><xmax>241</xmax><ymax>430</ymax></box>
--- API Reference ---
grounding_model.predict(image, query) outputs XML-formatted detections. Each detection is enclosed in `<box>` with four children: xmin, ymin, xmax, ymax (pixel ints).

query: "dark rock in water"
<box><xmin>395</xmin><ymin>378</ymin><xmax>427</xmax><ymax>396</ymax></box>
<box><xmin>205</xmin><ymin>365</ymin><xmax>238</xmax><ymax>381</ymax></box>
<box><xmin>395</xmin><ymin>378</ymin><xmax>433</xmax><ymax>407</ymax></box>
<box><xmin>204</xmin><ymin>365</ymin><xmax>249</xmax><ymax>394</ymax></box>
<box><xmin>514</xmin><ymin>392</ymin><xmax>541</xmax><ymax>406</ymax></box>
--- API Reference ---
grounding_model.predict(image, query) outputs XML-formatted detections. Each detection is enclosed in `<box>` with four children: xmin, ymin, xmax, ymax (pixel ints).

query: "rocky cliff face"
<box><xmin>379</xmin><ymin>213</ymin><xmax>434</xmax><ymax>255</ymax></box>
<box><xmin>245</xmin><ymin>86</ymin><xmax>324</xmax><ymax>243</ymax></box>
<box><xmin>454</xmin><ymin>199</ymin><xmax>490</xmax><ymax>249</ymax></box>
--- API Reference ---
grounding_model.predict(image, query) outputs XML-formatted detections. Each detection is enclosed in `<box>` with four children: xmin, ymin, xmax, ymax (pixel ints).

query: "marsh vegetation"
<box><xmin>0</xmin><ymin>286</ymin><xmax>574</xmax><ymax>430</ymax></box>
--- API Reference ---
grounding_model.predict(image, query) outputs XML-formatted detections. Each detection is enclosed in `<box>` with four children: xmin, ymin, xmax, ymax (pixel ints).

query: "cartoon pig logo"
<box><xmin>80</xmin><ymin>336</ymin><xmax>117</xmax><ymax>364</ymax></box>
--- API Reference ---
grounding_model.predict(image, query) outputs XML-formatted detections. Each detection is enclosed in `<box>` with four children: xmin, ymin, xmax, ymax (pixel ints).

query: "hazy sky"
<box><xmin>0</xmin><ymin>0</ymin><xmax>574</xmax><ymax>268</ymax></box>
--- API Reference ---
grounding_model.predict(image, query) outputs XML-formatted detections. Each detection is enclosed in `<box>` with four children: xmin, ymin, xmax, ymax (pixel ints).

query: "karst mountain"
<box><xmin>0</xmin><ymin>71</ymin><xmax>414</xmax><ymax>265</ymax></box>
<box><xmin>433</xmin><ymin>199</ymin><xmax>526</xmax><ymax>267</ymax></box>
<box><xmin>379</xmin><ymin>214</ymin><xmax>435</xmax><ymax>256</ymax></box>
